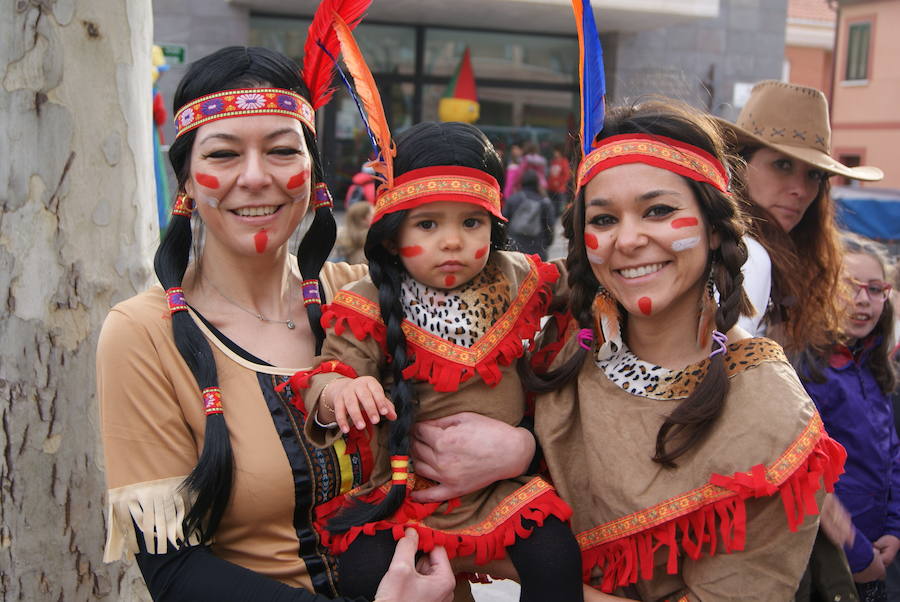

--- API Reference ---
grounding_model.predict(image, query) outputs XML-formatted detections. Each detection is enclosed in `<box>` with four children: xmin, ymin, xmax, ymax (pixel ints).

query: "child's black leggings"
<box><xmin>336</xmin><ymin>515</ymin><xmax>584</xmax><ymax>601</ymax></box>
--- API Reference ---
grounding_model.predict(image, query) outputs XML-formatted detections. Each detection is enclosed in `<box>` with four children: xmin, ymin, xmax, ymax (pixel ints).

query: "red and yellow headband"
<box><xmin>577</xmin><ymin>134</ymin><xmax>730</xmax><ymax>193</ymax></box>
<box><xmin>372</xmin><ymin>165</ymin><xmax>505</xmax><ymax>224</ymax></box>
<box><xmin>174</xmin><ymin>87</ymin><xmax>315</xmax><ymax>139</ymax></box>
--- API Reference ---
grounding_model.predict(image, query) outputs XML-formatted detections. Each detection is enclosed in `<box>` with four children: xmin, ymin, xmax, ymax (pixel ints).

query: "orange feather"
<box><xmin>332</xmin><ymin>11</ymin><xmax>395</xmax><ymax>187</ymax></box>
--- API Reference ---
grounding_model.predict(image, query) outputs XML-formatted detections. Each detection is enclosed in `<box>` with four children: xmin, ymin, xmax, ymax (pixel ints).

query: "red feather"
<box><xmin>303</xmin><ymin>0</ymin><xmax>372</xmax><ymax>110</ymax></box>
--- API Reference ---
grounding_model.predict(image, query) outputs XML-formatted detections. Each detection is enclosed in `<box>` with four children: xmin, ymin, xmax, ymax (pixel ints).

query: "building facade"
<box><xmin>831</xmin><ymin>0</ymin><xmax>900</xmax><ymax>188</ymax></box>
<box><xmin>152</xmin><ymin>0</ymin><xmax>789</xmax><ymax>198</ymax></box>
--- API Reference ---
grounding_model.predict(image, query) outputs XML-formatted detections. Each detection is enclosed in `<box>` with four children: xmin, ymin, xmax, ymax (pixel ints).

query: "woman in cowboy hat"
<box><xmin>718</xmin><ymin>80</ymin><xmax>883</xmax><ymax>353</ymax></box>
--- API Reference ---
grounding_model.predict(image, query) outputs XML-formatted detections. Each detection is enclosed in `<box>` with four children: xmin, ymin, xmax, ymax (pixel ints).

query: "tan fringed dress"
<box><xmin>290</xmin><ymin>251</ymin><xmax>572</xmax><ymax>564</ymax></box>
<box><xmin>534</xmin><ymin>314</ymin><xmax>846</xmax><ymax>600</ymax></box>
<box><xmin>98</xmin><ymin>262</ymin><xmax>369</xmax><ymax>596</ymax></box>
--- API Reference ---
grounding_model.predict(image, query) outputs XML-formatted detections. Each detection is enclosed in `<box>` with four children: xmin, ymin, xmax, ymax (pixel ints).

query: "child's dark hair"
<box><xmin>523</xmin><ymin>99</ymin><xmax>752</xmax><ymax>467</ymax></box>
<box><xmin>156</xmin><ymin>46</ymin><xmax>336</xmax><ymax>541</ymax></box>
<box><xmin>797</xmin><ymin>234</ymin><xmax>896</xmax><ymax>393</ymax></box>
<box><xmin>328</xmin><ymin>121</ymin><xmax>506</xmax><ymax>532</ymax></box>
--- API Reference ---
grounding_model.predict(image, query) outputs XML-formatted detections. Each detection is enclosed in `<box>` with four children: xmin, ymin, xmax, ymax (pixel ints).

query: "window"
<box><xmin>845</xmin><ymin>22</ymin><xmax>871</xmax><ymax>81</ymax></box>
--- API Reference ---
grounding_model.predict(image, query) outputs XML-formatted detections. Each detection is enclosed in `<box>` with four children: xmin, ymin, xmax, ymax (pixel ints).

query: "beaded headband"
<box><xmin>372</xmin><ymin>165</ymin><xmax>504</xmax><ymax>225</ymax></box>
<box><xmin>174</xmin><ymin>88</ymin><xmax>315</xmax><ymax>139</ymax></box>
<box><xmin>577</xmin><ymin>134</ymin><xmax>730</xmax><ymax>193</ymax></box>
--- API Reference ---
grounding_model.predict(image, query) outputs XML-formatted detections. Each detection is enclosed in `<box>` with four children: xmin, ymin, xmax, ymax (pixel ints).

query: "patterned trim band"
<box><xmin>171</xmin><ymin>194</ymin><xmax>194</xmax><ymax>217</ymax></box>
<box><xmin>577</xmin><ymin>134</ymin><xmax>730</xmax><ymax>193</ymax></box>
<box><xmin>301</xmin><ymin>279</ymin><xmax>321</xmax><ymax>306</ymax></box>
<box><xmin>165</xmin><ymin>287</ymin><xmax>189</xmax><ymax>313</ymax></box>
<box><xmin>390</xmin><ymin>455</ymin><xmax>409</xmax><ymax>485</ymax></box>
<box><xmin>201</xmin><ymin>387</ymin><xmax>223</xmax><ymax>416</ymax></box>
<box><xmin>372</xmin><ymin>165</ymin><xmax>505</xmax><ymax>224</ymax></box>
<box><xmin>312</xmin><ymin>183</ymin><xmax>333</xmax><ymax>210</ymax></box>
<box><xmin>174</xmin><ymin>88</ymin><xmax>315</xmax><ymax>139</ymax></box>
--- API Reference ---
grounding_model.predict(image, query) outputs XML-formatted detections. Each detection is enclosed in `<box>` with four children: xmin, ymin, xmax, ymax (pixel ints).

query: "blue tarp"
<box><xmin>832</xmin><ymin>186</ymin><xmax>900</xmax><ymax>241</ymax></box>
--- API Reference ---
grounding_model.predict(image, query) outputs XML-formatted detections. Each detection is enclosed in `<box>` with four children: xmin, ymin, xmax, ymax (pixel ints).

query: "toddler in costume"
<box><xmin>281</xmin><ymin>16</ymin><xmax>583</xmax><ymax>601</ymax></box>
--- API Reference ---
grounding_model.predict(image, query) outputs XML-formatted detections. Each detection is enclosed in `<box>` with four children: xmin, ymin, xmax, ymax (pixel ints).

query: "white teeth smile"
<box><xmin>234</xmin><ymin>206</ymin><xmax>279</xmax><ymax>217</ymax></box>
<box><xmin>851</xmin><ymin>313</ymin><xmax>870</xmax><ymax>321</ymax></box>
<box><xmin>618</xmin><ymin>263</ymin><xmax>666</xmax><ymax>279</ymax></box>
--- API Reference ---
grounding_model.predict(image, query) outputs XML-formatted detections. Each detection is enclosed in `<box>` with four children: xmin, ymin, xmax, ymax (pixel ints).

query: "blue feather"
<box><xmin>577</xmin><ymin>0</ymin><xmax>606</xmax><ymax>156</ymax></box>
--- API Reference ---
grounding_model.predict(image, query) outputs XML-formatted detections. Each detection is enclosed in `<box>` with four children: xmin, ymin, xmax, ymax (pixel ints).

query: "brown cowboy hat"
<box><xmin>716</xmin><ymin>80</ymin><xmax>883</xmax><ymax>181</ymax></box>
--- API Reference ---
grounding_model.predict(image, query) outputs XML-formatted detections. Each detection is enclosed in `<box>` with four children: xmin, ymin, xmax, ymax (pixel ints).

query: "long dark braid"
<box><xmin>158</xmin><ymin>47</ymin><xmax>336</xmax><ymax>540</ymax></box>
<box><xmin>328</xmin><ymin>122</ymin><xmax>506</xmax><ymax>532</ymax></box>
<box><xmin>523</xmin><ymin>100</ymin><xmax>752</xmax><ymax>466</ymax></box>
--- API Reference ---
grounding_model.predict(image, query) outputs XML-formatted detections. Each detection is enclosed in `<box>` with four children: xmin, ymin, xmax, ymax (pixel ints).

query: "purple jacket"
<box><xmin>802</xmin><ymin>338</ymin><xmax>900</xmax><ymax>572</ymax></box>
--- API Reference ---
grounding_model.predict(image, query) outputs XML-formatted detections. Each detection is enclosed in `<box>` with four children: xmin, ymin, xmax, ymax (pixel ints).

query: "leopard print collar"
<box><xmin>400</xmin><ymin>261</ymin><xmax>511</xmax><ymax>348</ymax></box>
<box><xmin>596</xmin><ymin>337</ymin><xmax>786</xmax><ymax>400</ymax></box>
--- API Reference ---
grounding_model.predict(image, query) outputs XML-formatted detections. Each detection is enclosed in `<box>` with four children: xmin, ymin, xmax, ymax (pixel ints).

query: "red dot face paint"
<box><xmin>585</xmin><ymin>233</ymin><xmax>599</xmax><ymax>250</ymax></box>
<box><xmin>474</xmin><ymin>246</ymin><xmax>488</xmax><ymax>259</ymax></box>
<box><xmin>638</xmin><ymin>297</ymin><xmax>652</xmax><ymax>316</ymax></box>
<box><xmin>399</xmin><ymin>245</ymin><xmax>424</xmax><ymax>257</ymax></box>
<box><xmin>671</xmin><ymin>217</ymin><xmax>699</xmax><ymax>229</ymax></box>
<box><xmin>444</xmin><ymin>275</ymin><xmax>456</xmax><ymax>288</ymax></box>
<box><xmin>287</xmin><ymin>172</ymin><xmax>307</xmax><ymax>189</ymax></box>
<box><xmin>196</xmin><ymin>173</ymin><xmax>220</xmax><ymax>189</ymax></box>
<box><xmin>254</xmin><ymin>230</ymin><xmax>268</xmax><ymax>254</ymax></box>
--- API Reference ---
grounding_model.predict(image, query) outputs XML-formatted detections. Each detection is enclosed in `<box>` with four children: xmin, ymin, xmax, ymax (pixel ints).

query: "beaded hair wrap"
<box><xmin>312</xmin><ymin>182</ymin><xmax>334</xmax><ymax>210</ymax></box>
<box><xmin>165</xmin><ymin>287</ymin><xmax>189</xmax><ymax>313</ymax></box>
<box><xmin>174</xmin><ymin>89</ymin><xmax>315</xmax><ymax>139</ymax></box>
<box><xmin>202</xmin><ymin>387</ymin><xmax>224</xmax><ymax>416</ymax></box>
<box><xmin>171</xmin><ymin>194</ymin><xmax>194</xmax><ymax>217</ymax></box>
<box><xmin>301</xmin><ymin>279</ymin><xmax>321</xmax><ymax>306</ymax></box>
<box><xmin>577</xmin><ymin>133</ymin><xmax>731</xmax><ymax>193</ymax></box>
<box><xmin>390</xmin><ymin>455</ymin><xmax>409</xmax><ymax>485</ymax></box>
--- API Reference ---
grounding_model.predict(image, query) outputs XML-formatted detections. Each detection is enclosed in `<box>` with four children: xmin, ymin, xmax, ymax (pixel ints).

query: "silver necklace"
<box><xmin>204</xmin><ymin>277</ymin><xmax>296</xmax><ymax>329</ymax></box>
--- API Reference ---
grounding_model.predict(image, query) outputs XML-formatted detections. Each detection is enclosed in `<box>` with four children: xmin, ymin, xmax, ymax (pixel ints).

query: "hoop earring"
<box><xmin>696</xmin><ymin>262</ymin><xmax>717</xmax><ymax>349</ymax></box>
<box><xmin>593</xmin><ymin>283</ymin><xmax>622</xmax><ymax>361</ymax></box>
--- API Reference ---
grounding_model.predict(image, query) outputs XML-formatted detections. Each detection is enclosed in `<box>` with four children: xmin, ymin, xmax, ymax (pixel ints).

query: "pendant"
<box><xmin>287</xmin><ymin>320</ymin><xmax>295</xmax><ymax>329</ymax></box>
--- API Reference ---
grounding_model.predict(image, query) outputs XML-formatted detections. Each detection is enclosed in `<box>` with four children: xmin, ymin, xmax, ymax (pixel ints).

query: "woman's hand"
<box><xmin>409</xmin><ymin>412</ymin><xmax>536</xmax><ymax>503</ymax></box>
<box><xmin>320</xmin><ymin>376</ymin><xmax>396</xmax><ymax>434</ymax></box>
<box><xmin>374</xmin><ymin>529</ymin><xmax>455</xmax><ymax>602</ymax></box>
<box><xmin>819</xmin><ymin>493</ymin><xmax>855</xmax><ymax>547</ymax></box>
<box><xmin>853</xmin><ymin>548</ymin><xmax>886</xmax><ymax>583</ymax></box>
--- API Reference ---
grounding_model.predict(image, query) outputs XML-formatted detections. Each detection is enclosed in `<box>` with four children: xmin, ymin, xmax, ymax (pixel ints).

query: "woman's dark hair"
<box><xmin>520</xmin><ymin>169</ymin><xmax>540</xmax><ymax>193</ymax></box>
<box><xmin>328</xmin><ymin>121</ymin><xmax>506</xmax><ymax>532</ymax></box>
<box><xmin>734</xmin><ymin>147</ymin><xmax>842</xmax><ymax>353</ymax></box>
<box><xmin>523</xmin><ymin>99</ymin><xmax>752</xmax><ymax>467</ymax></box>
<box><xmin>155</xmin><ymin>46</ymin><xmax>336</xmax><ymax>541</ymax></box>
<box><xmin>797</xmin><ymin>234</ymin><xmax>896</xmax><ymax>393</ymax></box>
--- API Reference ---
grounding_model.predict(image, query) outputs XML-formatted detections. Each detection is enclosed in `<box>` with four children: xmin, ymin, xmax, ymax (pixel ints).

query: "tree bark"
<box><xmin>1</xmin><ymin>0</ymin><xmax>156</xmax><ymax>599</ymax></box>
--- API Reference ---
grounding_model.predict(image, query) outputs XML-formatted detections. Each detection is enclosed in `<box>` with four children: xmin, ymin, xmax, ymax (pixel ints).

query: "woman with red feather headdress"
<box><xmin>96</xmin><ymin>2</ymin><xmax>455</xmax><ymax>600</ymax></box>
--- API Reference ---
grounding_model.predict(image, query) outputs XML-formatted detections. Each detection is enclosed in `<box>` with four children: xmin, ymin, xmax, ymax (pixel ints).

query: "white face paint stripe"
<box><xmin>203</xmin><ymin>196</ymin><xmax>220</xmax><ymax>208</ymax></box>
<box><xmin>586</xmin><ymin>250</ymin><xmax>605</xmax><ymax>264</ymax></box>
<box><xmin>671</xmin><ymin>236</ymin><xmax>701</xmax><ymax>252</ymax></box>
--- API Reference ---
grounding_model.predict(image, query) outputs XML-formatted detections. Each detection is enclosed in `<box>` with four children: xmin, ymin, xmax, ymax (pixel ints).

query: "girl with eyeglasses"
<box><xmin>797</xmin><ymin>235</ymin><xmax>899</xmax><ymax>601</ymax></box>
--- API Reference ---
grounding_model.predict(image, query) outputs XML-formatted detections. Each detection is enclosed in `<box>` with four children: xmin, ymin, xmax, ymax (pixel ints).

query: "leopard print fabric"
<box><xmin>597</xmin><ymin>337</ymin><xmax>786</xmax><ymax>400</ymax></box>
<box><xmin>400</xmin><ymin>261</ymin><xmax>511</xmax><ymax>348</ymax></box>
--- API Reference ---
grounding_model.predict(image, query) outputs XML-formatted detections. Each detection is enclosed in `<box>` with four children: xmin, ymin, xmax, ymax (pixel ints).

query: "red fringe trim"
<box><xmin>530</xmin><ymin>311</ymin><xmax>577</xmax><ymax>374</ymax></box>
<box><xmin>315</xmin><ymin>483</ymin><xmax>573</xmax><ymax>566</ymax></box>
<box><xmin>321</xmin><ymin>256</ymin><xmax>558</xmax><ymax>393</ymax></box>
<box><xmin>582</xmin><ymin>433</ymin><xmax>846</xmax><ymax>592</ymax></box>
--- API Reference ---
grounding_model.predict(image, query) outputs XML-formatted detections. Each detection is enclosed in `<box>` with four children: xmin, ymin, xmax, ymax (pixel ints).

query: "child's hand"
<box><xmin>324</xmin><ymin>376</ymin><xmax>396</xmax><ymax>433</ymax></box>
<box><xmin>853</xmin><ymin>548</ymin><xmax>886</xmax><ymax>583</ymax></box>
<box><xmin>874</xmin><ymin>534</ymin><xmax>900</xmax><ymax>566</ymax></box>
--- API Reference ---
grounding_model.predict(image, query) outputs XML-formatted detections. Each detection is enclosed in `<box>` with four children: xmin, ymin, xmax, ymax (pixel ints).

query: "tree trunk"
<box><xmin>1</xmin><ymin>0</ymin><xmax>157</xmax><ymax>599</ymax></box>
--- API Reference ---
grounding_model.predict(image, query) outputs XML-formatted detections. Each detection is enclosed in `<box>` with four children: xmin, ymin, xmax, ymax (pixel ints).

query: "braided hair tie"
<box><xmin>165</xmin><ymin>287</ymin><xmax>189</xmax><ymax>313</ymax></box>
<box><xmin>577</xmin><ymin>328</ymin><xmax>594</xmax><ymax>351</ymax></box>
<box><xmin>171</xmin><ymin>194</ymin><xmax>194</xmax><ymax>217</ymax></box>
<box><xmin>390</xmin><ymin>455</ymin><xmax>409</xmax><ymax>485</ymax></box>
<box><xmin>202</xmin><ymin>387</ymin><xmax>223</xmax><ymax>416</ymax></box>
<box><xmin>301</xmin><ymin>279</ymin><xmax>321</xmax><ymax>306</ymax></box>
<box><xmin>709</xmin><ymin>330</ymin><xmax>728</xmax><ymax>359</ymax></box>
<box><xmin>312</xmin><ymin>183</ymin><xmax>333</xmax><ymax>210</ymax></box>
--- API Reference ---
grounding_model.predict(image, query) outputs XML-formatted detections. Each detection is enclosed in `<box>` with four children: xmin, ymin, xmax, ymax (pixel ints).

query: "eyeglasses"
<box><xmin>845</xmin><ymin>278</ymin><xmax>892</xmax><ymax>301</ymax></box>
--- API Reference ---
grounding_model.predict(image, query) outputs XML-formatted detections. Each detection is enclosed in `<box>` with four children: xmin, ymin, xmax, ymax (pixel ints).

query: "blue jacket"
<box><xmin>802</xmin><ymin>337</ymin><xmax>900</xmax><ymax>573</ymax></box>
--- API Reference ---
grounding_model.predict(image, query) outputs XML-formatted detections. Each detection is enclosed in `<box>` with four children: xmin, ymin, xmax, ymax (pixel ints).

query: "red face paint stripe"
<box><xmin>671</xmin><ymin>217</ymin><xmax>699</xmax><ymax>229</ymax></box>
<box><xmin>638</xmin><ymin>297</ymin><xmax>652</xmax><ymax>316</ymax></box>
<box><xmin>287</xmin><ymin>172</ymin><xmax>307</xmax><ymax>189</ymax></box>
<box><xmin>399</xmin><ymin>246</ymin><xmax>423</xmax><ymax>257</ymax></box>
<box><xmin>585</xmin><ymin>233</ymin><xmax>599</xmax><ymax>250</ymax></box>
<box><xmin>475</xmin><ymin>246</ymin><xmax>488</xmax><ymax>259</ymax></box>
<box><xmin>444</xmin><ymin>275</ymin><xmax>456</xmax><ymax>287</ymax></box>
<box><xmin>254</xmin><ymin>230</ymin><xmax>268</xmax><ymax>254</ymax></box>
<box><xmin>196</xmin><ymin>173</ymin><xmax>220</xmax><ymax>189</ymax></box>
